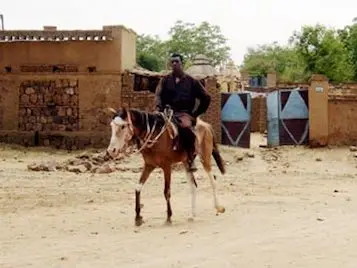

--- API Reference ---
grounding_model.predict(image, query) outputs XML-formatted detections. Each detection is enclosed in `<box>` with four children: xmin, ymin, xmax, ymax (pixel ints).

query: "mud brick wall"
<box><xmin>251</xmin><ymin>96</ymin><xmax>267</xmax><ymax>133</ymax></box>
<box><xmin>328</xmin><ymin>84</ymin><xmax>357</xmax><ymax>146</ymax></box>
<box><xmin>78</xmin><ymin>75</ymin><xmax>122</xmax><ymax>131</ymax></box>
<box><xmin>121</xmin><ymin>72</ymin><xmax>155</xmax><ymax>111</ymax></box>
<box><xmin>18</xmin><ymin>79</ymin><xmax>79</xmax><ymax>132</ymax></box>
<box><xmin>0</xmin><ymin>79</ymin><xmax>20</xmax><ymax>130</ymax></box>
<box><xmin>0</xmin><ymin>74</ymin><xmax>121</xmax><ymax>150</ymax></box>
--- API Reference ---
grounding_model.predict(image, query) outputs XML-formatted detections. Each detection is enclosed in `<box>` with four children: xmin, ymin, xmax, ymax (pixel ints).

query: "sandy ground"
<box><xmin>1</xmin><ymin>133</ymin><xmax>357</xmax><ymax>268</ymax></box>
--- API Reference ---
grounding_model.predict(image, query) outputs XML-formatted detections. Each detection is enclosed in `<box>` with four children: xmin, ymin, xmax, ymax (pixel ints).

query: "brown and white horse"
<box><xmin>106</xmin><ymin>107</ymin><xmax>226</xmax><ymax>226</ymax></box>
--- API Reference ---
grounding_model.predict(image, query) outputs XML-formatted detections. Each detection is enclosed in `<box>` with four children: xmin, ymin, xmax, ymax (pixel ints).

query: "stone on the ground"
<box><xmin>234</xmin><ymin>153</ymin><xmax>244</xmax><ymax>162</ymax></box>
<box><xmin>350</xmin><ymin>146</ymin><xmax>357</xmax><ymax>152</ymax></box>
<box><xmin>92</xmin><ymin>164</ymin><xmax>115</xmax><ymax>174</ymax></box>
<box><xmin>245</xmin><ymin>151</ymin><xmax>255</xmax><ymax>158</ymax></box>
<box><xmin>27</xmin><ymin>149</ymin><xmax>128</xmax><ymax>174</ymax></box>
<box><xmin>66</xmin><ymin>165</ymin><xmax>88</xmax><ymax>173</ymax></box>
<box><xmin>27</xmin><ymin>161</ymin><xmax>58</xmax><ymax>172</ymax></box>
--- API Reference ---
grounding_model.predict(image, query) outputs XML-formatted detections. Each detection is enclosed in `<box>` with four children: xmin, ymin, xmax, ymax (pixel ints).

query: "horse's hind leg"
<box><xmin>200</xmin><ymin>136</ymin><xmax>225</xmax><ymax>215</ymax></box>
<box><xmin>135</xmin><ymin>164</ymin><xmax>155</xmax><ymax>226</ymax></box>
<box><xmin>204</xmin><ymin>167</ymin><xmax>225</xmax><ymax>214</ymax></box>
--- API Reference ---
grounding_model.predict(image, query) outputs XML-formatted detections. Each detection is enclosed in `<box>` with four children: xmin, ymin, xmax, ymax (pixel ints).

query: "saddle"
<box><xmin>162</xmin><ymin>107</ymin><xmax>197</xmax><ymax>152</ymax></box>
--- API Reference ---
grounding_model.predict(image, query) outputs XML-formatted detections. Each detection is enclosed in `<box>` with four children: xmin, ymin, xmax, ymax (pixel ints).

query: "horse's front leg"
<box><xmin>185</xmin><ymin>170</ymin><xmax>197</xmax><ymax>221</ymax></box>
<box><xmin>163</xmin><ymin>166</ymin><xmax>173</xmax><ymax>224</ymax></box>
<box><xmin>135</xmin><ymin>164</ymin><xmax>155</xmax><ymax>226</ymax></box>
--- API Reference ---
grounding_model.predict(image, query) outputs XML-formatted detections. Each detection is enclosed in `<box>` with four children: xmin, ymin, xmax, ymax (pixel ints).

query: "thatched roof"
<box><xmin>185</xmin><ymin>54</ymin><xmax>218</xmax><ymax>79</ymax></box>
<box><xmin>126</xmin><ymin>65</ymin><xmax>165</xmax><ymax>78</ymax></box>
<box><xmin>219</xmin><ymin>60</ymin><xmax>241</xmax><ymax>78</ymax></box>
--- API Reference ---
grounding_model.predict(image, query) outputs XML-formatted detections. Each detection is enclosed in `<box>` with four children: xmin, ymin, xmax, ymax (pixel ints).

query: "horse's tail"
<box><xmin>210</xmin><ymin>128</ymin><xmax>226</xmax><ymax>175</ymax></box>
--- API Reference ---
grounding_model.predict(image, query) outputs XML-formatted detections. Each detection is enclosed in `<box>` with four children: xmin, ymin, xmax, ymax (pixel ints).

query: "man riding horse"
<box><xmin>155</xmin><ymin>53</ymin><xmax>211</xmax><ymax>172</ymax></box>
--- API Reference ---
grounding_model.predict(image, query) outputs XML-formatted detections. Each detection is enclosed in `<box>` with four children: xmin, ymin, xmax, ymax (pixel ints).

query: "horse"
<box><xmin>106</xmin><ymin>107</ymin><xmax>226</xmax><ymax>226</ymax></box>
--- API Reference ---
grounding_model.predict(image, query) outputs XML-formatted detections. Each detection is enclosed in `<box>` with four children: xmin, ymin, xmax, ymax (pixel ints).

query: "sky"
<box><xmin>1</xmin><ymin>0</ymin><xmax>356</xmax><ymax>65</ymax></box>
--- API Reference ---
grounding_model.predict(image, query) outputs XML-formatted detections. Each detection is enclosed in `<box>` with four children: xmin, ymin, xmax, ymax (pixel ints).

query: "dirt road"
<box><xmin>1</xmin><ymin>135</ymin><xmax>357</xmax><ymax>267</ymax></box>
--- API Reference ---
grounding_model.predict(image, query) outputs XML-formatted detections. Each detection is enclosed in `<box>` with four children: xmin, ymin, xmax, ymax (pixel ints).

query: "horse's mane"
<box><xmin>117</xmin><ymin>108</ymin><xmax>166</xmax><ymax>132</ymax></box>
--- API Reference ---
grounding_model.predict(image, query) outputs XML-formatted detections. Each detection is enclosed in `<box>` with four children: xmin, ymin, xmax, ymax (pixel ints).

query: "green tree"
<box><xmin>338</xmin><ymin>19</ymin><xmax>357</xmax><ymax>80</ymax></box>
<box><xmin>290</xmin><ymin>24</ymin><xmax>354</xmax><ymax>82</ymax></box>
<box><xmin>241</xmin><ymin>42</ymin><xmax>307</xmax><ymax>82</ymax></box>
<box><xmin>166</xmin><ymin>20</ymin><xmax>231</xmax><ymax>67</ymax></box>
<box><xmin>136</xmin><ymin>34</ymin><xmax>168</xmax><ymax>71</ymax></box>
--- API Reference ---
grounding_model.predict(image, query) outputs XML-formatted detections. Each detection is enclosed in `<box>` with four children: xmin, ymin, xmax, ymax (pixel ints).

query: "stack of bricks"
<box><xmin>18</xmin><ymin>79</ymin><xmax>79</xmax><ymax>132</ymax></box>
<box><xmin>251</xmin><ymin>96</ymin><xmax>266</xmax><ymax>133</ymax></box>
<box><xmin>200</xmin><ymin>77</ymin><xmax>221</xmax><ymax>142</ymax></box>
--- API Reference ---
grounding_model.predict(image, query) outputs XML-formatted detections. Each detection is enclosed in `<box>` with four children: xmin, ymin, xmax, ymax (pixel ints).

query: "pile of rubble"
<box><xmin>27</xmin><ymin>151</ymin><xmax>140</xmax><ymax>174</ymax></box>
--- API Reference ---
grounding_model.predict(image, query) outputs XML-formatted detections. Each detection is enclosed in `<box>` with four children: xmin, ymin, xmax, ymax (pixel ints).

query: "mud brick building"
<box><xmin>0</xmin><ymin>25</ymin><xmax>136</xmax><ymax>149</ymax></box>
<box><xmin>0</xmin><ymin>26</ymin><xmax>222</xmax><ymax>149</ymax></box>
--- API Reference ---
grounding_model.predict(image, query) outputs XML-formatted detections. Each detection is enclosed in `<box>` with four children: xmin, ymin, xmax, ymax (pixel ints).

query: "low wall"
<box><xmin>328</xmin><ymin>85</ymin><xmax>357</xmax><ymax>145</ymax></box>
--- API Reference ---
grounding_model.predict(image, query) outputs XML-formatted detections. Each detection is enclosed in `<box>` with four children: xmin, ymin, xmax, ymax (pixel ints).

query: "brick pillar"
<box><xmin>267</xmin><ymin>71</ymin><xmax>277</xmax><ymax>88</ymax></box>
<box><xmin>200</xmin><ymin>77</ymin><xmax>221</xmax><ymax>142</ymax></box>
<box><xmin>120</xmin><ymin>72</ymin><xmax>135</xmax><ymax>108</ymax></box>
<box><xmin>309</xmin><ymin>74</ymin><xmax>329</xmax><ymax>147</ymax></box>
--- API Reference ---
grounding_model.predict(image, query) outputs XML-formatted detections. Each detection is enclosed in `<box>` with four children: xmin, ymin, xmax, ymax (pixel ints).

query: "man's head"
<box><xmin>170</xmin><ymin>53</ymin><xmax>184</xmax><ymax>74</ymax></box>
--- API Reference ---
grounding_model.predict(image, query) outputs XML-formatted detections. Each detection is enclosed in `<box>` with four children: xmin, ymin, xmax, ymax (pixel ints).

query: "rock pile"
<box><xmin>27</xmin><ymin>151</ymin><xmax>134</xmax><ymax>174</ymax></box>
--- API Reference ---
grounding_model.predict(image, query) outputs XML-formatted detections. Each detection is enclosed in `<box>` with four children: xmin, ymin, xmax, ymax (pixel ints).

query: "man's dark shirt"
<box><xmin>155</xmin><ymin>72</ymin><xmax>211</xmax><ymax>118</ymax></box>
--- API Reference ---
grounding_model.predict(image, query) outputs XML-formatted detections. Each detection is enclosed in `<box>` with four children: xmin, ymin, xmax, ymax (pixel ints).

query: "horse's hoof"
<box><xmin>216</xmin><ymin>206</ymin><xmax>225</xmax><ymax>214</ymax></box>
<box><xmin>165</xmin><ymin>219</ymin><xmax>172</xmax><ymax>225</ymax></box>
<box><xmin>135</xmin><ymin>216</ymin><xmax>144</xmax><ymax>226</ymax></box>
<box><xmin>188</xmin><ymin>217</ymin><xmax>195</xmax><ymax>222</ymax></box>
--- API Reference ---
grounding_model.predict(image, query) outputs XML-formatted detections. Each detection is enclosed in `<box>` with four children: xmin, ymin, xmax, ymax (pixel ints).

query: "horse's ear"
<box><xmin>107</xmin><ymin>107</ymin><xmax>117</xmax><ymax>115</ymax></box>
<box><xmin>119</xmin><ymin>107</ymin><xmax>128</xmax><ymax>120</ymax></box>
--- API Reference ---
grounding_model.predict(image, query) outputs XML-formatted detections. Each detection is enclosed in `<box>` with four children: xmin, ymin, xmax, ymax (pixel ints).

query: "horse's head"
<box><xmin>106</xmin><ymin>107</ymin><xmax>134</xmax><ymax>158</ymax></box>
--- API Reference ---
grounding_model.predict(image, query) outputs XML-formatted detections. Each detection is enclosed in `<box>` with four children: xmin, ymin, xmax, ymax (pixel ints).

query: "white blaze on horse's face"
<box><xmin>107</xmin><ymin>116</ymin><xmax>131</xmax><ymax>158</ymax></box>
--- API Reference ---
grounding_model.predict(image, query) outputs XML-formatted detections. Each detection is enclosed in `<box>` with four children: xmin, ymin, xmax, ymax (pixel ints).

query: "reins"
<box><xmin>128</xmin><ymin>109</ymin><xmax>174</xmax><ymax>154</ymax></box>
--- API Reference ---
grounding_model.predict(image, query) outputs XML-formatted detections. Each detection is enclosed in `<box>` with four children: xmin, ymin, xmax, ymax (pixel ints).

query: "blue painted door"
<box><xmin>266</xmin><ymin>88</ymin><xmax>309</xmax><ymax>147</ymax></box>
<box><xmin>221</xmin><ymin>92</ymin><xmax>251</xmax><ymax>148</ymax></box>
<box><xmin>266</xmin><ymin>90</ymin><xmax>279</xmax><ymax>147</ymax></box>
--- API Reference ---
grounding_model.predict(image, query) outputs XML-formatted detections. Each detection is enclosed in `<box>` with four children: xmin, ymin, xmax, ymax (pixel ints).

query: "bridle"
<box><xmin>124</xmin><ymin>108</ymin><xmax>174</xmax><ymax>154</ymax></box>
